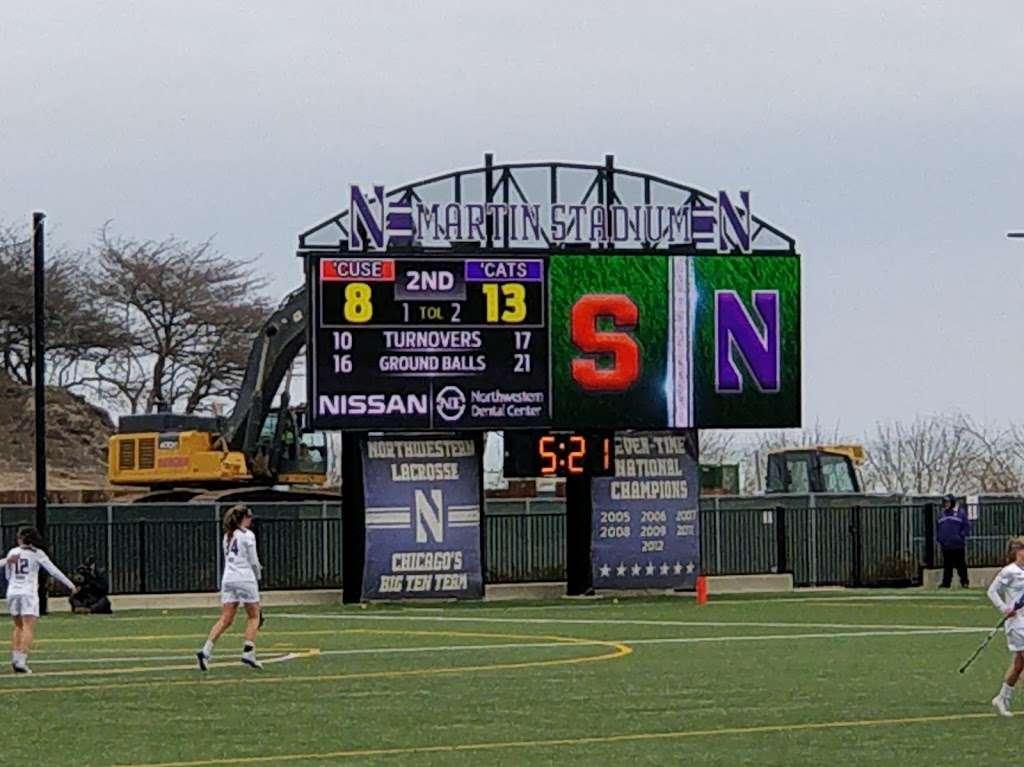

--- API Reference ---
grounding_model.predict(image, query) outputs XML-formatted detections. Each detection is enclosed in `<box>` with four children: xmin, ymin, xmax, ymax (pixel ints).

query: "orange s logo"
<box><xmin>570</xmin><ymin>294</ymin><xmax>640</xmax><ymax>392</ymax></box>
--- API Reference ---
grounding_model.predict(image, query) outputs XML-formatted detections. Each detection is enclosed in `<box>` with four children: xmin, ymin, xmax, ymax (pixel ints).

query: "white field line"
<box><xmin>99</xmin><ymin>595</ymin><xmax>981</xmax><ymax>623</ymax></box>
<box><xmin>21</xmin><ymin>651</ymin><xmax>310</xmax><ymax>677</ymax></box>
<box><xmin>270</xmin><ymin>612</ymin><xmax>991</xmax><ymax>633</ymax></box>
<box><xmin>702</xmin><ymin>595</ymin><xmax>984</xmax><ymax>605</ymax></box>
<box><xmin>28</xmin><ymin>651</ymin><xmax>302</xmax><ymax>667</ymax></box>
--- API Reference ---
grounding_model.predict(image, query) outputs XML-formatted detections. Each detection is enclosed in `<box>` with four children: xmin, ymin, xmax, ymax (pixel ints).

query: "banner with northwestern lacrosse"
<box><xmin>361</xmin><ymin>435</ymin><xmax>483</xmax><ymax>600</ymax></box>
<box><xmin>591</xmin><ymin>431</ymin><xmax>700</xmax><ymax>590</ymax></box>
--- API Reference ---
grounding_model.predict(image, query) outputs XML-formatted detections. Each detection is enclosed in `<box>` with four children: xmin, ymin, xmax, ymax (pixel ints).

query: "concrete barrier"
<box><xmin>2</xmin><ymin>589</ymin><xmax>343</xmax><ymax>613</ymax></box>
<box><xmin>707</xmin><ymin>573</ymin><xmax>793</xmax><ymax>594</ymax></box>
<box><xmin>485</xmin><ymin>582</ymin><xmax>567</xmax><ymax>601</ymax></box>
<box><xmin>922</xmin><ymin>567</ymin><xmax>1002</xmax><ymax>590</ymax></box>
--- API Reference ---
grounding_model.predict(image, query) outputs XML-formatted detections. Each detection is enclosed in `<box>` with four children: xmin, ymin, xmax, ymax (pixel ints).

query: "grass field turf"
<box><xmin>5</xmin><ymin>591</ymin><xmax>1019</xmax><ymax>766</ymax></box>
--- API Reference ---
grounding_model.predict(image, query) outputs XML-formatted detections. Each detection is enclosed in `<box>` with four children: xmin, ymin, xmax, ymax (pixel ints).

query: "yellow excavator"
<box><xmin>107</xmin><ymin>288</ymin><xmax>334</xmax><ymax>502</ymax></box>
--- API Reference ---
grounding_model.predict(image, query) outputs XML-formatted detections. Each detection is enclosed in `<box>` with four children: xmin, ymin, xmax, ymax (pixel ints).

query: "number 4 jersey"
<box><xmin>222</xmin><ymin>529</ymin><xmax>262</xmax><ymax>585</ymax></box>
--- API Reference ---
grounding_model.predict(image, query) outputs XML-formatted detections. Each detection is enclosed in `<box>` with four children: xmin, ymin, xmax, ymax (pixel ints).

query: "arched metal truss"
<box><xmin>297</xmin><ymin>154</ymin><xmax>796</xmax><ymax>254</ymax></box>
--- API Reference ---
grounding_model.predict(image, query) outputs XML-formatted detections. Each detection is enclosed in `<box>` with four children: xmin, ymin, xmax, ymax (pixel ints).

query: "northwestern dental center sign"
<box><xmin>348</xmin><ymin>185</ymin><xmax>755</xmax><ymax>253</ymax></box>
<box><xmin>360</xmin><ymin>436</ymin><xmax>483</xmax><ymax>600</ymax></box>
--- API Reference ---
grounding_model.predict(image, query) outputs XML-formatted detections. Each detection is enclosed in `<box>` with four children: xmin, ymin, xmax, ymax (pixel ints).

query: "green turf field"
<box><xmin>4</xmin><ymin>591</ymin><xmax>1019</xmax><ymax>766</ymax></box>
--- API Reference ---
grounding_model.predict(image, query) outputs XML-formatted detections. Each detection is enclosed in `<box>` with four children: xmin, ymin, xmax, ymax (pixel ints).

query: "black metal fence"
<box><xmin>2</xmin><ymin>499</ymin><xmax>1022</xmax><ymax>595</ymax></box>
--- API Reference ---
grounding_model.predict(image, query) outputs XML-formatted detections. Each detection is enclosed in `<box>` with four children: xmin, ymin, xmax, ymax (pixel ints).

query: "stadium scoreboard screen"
<box><xmin>310</xmin><ymin>250</ymin><xmax>801</xmax><ymax>431</ymax></box>
<box><xmin>311</xmin><ymin>255</ymin><xmax>550</xmax><ymax>429</ymax></box>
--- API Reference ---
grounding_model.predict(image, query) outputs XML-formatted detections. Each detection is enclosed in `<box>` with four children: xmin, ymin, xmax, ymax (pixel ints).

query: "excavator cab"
<box><xmin>765</xmin><ymin>445</ymin><xmax>865</xmax><ymax>494</ymax></box>
<box><xmin>258</xmin><ymin>406</ymin><xmax>328</xmax><ymax>485</ymax></box>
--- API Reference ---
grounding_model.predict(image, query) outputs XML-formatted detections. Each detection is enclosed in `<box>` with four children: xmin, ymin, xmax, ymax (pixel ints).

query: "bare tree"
<box><xmin>0</xmin><ymin>224</ymin><xmax>123</xmax><ymax>386</ymax></box>
<box><xmin>862</xmin><ymin>414</ymin><xmax>988</xmax><ymax>495</ymax></box>
<box><xmin>86</xmin><ymin>227</ymin><xmax>270</xmax><ymax>414</ymax></box>
<box><xmin>696</xmin><ymin>430</ymin><xmax>736</xmax><ymax>466</ymax></box>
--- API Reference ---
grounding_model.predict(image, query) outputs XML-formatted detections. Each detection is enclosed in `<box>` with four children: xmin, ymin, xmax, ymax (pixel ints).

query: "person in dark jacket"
<box><xmin>69</xmin><ymin>555</ymin><xmax>112</xmax><ymax>614</ymax></box>
<box><xmin>937</xmin><ymin>494</ymin><xmax>970</xmax><ymax>588</ymax></box>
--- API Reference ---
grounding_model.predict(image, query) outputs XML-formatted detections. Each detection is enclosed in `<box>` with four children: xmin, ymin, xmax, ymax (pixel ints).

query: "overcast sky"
<box><xmin>2</xmin><ymin>2</ymin><xmax>1022</xmax><ymax>433</ymax></box>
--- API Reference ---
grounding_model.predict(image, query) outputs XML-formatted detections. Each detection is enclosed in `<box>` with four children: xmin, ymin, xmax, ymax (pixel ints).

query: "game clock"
<box><xmin>503</xmin><ymin>431</ymin><xmax>615</xmax><ymax>478</ymax></box>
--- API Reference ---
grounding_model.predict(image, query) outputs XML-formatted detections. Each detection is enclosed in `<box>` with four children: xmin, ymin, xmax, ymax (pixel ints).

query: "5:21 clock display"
<box><xmin>502</xmin><ymin>431</ymin><xmax>615</xmax><ymax>478</ymax></box>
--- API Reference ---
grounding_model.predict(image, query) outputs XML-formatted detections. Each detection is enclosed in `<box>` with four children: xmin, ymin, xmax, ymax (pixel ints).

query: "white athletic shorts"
<box><xmin>220</xmin><ymin>582</ymin><xmax>260</xmax><ymax>605</ymax></box>
<box><xmin>7</xmin><ymin>594</ymin><xmax>40</xmax><ymax>618</ymax></box>
<box><xmin>1007</xmin><ymin>628</ymin><xmax>1024</xmax><ymax>653</ymax></box>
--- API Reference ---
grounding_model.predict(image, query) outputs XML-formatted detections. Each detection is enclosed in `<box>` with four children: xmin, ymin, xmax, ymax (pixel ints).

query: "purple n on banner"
<box><xmin>415</xmin><ymin>489</ymin><xmax>444</xmax><ymax>543</ymax></box>
<box><xmin>714</xmin><ymin>289</ymin><xmax>780</xmax><ymax>393</ymax></box>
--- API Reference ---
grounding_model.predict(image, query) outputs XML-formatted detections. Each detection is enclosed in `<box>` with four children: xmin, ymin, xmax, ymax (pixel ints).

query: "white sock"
<box><xmin>1002</xmin><ymin>683</ymin><xmax>1015</xmax><ymax>701</ymax></box>
<box><xmin>13</xmin><ymin>652</ymin><xmax>25</xmax><ymax>665</ymax></box>
<box><xmin>202</xmin><ymin>640</ymin><xmax>214</xmax><ymax>657</ymax></box>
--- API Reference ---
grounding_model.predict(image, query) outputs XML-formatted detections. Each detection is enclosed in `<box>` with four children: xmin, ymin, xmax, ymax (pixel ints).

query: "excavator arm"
<box><xmin>222</xmin><ymin>286</ymin><xmax>307</xmax><ymax>455</ymax></box>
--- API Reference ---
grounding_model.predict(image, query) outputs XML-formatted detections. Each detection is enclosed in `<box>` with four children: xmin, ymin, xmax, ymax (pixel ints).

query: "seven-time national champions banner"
<box><xmin>361</xmin><ymin>436</ymin><xmax>483</xmax><ymax>600</ymax></box>
<box><xmin>591</xmin><ymin>431</ymin><xmax>700</xmax><ymax>589</ymax></box>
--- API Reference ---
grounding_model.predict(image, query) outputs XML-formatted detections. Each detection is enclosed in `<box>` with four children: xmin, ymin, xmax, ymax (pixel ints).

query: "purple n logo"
<box><xmin>349</xmin><ymin>185</ymin><xmax>416</xmax><ymax>249</ymax></box>
<box><xmin>349</xmin><ymin>185</ymin><xmax>386</xmax><ymax>249</ymax></box>
<box><xmin>714</xmin><ymin>290</ymin><xmax>780</xmax><ymax>393</ymax></box>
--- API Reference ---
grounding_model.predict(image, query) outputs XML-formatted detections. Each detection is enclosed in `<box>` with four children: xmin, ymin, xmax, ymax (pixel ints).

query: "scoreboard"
<box><xmin>311</xmin><ymin>255</ymin><xmax>549</xmax><ymax>429</ymax></box>
<box><xmin>309</xmin><ymin>251</ymin><xmax>801</xmax><ymax>431</ymax></box>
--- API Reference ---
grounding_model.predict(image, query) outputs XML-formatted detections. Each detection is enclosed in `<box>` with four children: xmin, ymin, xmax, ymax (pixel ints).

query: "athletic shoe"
<box><xmin>196</xmin><ymin>651</ymin><xmax>209</xmax><ymax>672</ymax></box>
<box><xmin>12</xmin><ymin>663</ymin><xmax>31</xmax><ymax>674</ymax></box>
<box><xmin>992</xmin><ymin>695</ymin><xmax>1013</xmax><ymax>717</ymax></box>
<box><xmin>241</xmin><ymin>652</ymin><xmax>263</xmax><ymax>670</ymax></box>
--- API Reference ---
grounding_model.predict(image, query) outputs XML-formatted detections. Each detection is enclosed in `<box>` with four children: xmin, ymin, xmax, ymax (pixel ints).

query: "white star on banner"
<box><xmin>659</xmin><ymin>563</ymin><xmax>670</xmax><ymax>576</ymax></box>
<box><xmin>599</xmin><ymin>564</ymin><xmax>611</xmax><ymax>578</ymax></box>
<box><xmin>631</xmin><ymin>563</ymin><xmax>642</xmax><ymax>576</ymax></box>
<box><xmin>645</xmin><ymin>562</ymin><xmax>655</xmax><ymax>576</ymax></box>
<box><xmin>673</xmin><ymin>562</ymin><xmax>683</xmax><ymax>575</ymax></box>
<box><xmin>686</xmin><ymin>562</ymin><xmax>696</xmax><ymax>574</ymax></box>
<box><xmin>616</xmin><ymin>563</ymin><xmax>627</xmax><ymax>577</ymax></box>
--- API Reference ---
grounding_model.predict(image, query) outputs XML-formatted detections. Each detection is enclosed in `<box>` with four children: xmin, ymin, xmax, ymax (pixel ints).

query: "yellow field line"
<box><xmin>113</xmin><ymin>711</ymin><xmax>1000</xmax><ymax>767</ymax></box>
<box><xmin>0</xmin><ymin>630</ymin><xmax>631</xmax><ymax>695</ymax></box>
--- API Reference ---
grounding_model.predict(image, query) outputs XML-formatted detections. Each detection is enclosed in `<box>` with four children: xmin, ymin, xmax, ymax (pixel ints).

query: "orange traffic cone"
<box><xmin>696</xmin><ymin>575</ymin><xmax>708</xmax><ymax>605</ymax></box>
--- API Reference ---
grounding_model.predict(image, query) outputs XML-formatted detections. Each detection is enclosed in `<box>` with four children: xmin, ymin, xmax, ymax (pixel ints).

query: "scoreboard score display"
<box><xmin>311</xmin><ymin>255</ymin><xmax>549</xmax><ymax>429</ymax></box>
<box><xmin>309</xmin><ymin>252</ymin><xmax>801</xmax><ymax>431</ymax></box>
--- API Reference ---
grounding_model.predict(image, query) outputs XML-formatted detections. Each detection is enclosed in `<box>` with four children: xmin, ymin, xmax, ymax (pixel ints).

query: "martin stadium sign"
<box><xmin>348</xmin><ymin>184</ymin><xmax>754</xmax><ymax>253</ymax></box>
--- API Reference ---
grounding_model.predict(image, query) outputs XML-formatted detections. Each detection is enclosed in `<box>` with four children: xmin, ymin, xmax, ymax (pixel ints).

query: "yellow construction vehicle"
<box><xmin>765</xmin><ymin>444</ymin><xmax>866</xmax><ymax>494</ymax></box>
<box><xmin>107</xmin><ymin>288</ymin><xmax>333</xmax><ymax>501</ymax></box>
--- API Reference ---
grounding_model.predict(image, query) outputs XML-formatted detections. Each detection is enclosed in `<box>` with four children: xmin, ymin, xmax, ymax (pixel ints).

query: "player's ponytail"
<box><xmin>16</xmin><ymin>526</ymin><xmax>46</xmax><ymax>551</ymax></box>
<box><xmin>223</xmin><ymin>504</ymin><xmax>251</xmax><ymax>543</ymax></box>
<box><xmin>1007</xmin><ymin>537</ymin><xmax>1024</xmax><ymax>563</ymax></box>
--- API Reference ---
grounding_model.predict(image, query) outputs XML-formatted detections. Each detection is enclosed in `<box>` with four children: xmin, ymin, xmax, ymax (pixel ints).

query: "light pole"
<box><xmin>32</xmin><ymin>212</ymin><xmax>48</xmax><ymax>615</ymax></box>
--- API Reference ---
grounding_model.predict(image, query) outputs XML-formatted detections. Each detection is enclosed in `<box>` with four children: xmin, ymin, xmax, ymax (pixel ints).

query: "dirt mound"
<box><xmin>0</xmin><ymin>369</ymin><xmax>114</xmax><ymax>491</ymax></box>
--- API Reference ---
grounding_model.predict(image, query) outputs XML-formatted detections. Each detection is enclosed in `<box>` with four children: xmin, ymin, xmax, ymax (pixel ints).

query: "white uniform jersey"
<box><xmin>5</xmin><ymin>546</ymin><xmax>75</xmax><ymax>598</ymax></box>
<box><xmin>222</xmin><ymin>529</ymin><xmax>261</xmax><ymax>585</ymax></box>
<box><xmin>988</xmin><ymin>563</ymin><xmax>1024</xmax><ymax>631</ymax></box>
